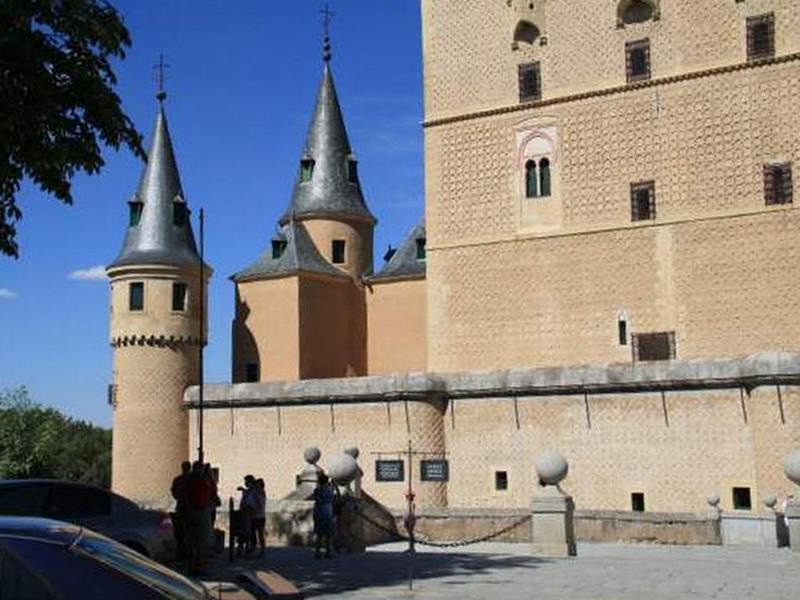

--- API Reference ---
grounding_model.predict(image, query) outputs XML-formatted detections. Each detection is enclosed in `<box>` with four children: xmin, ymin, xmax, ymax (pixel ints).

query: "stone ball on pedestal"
<box><xmin>304</xmin><ymin>447</ymin><xmax>321</xmax><ymax>466</ymax></box>
<box><xmin>535</xmin><ymin>450</ymin><xmax>569</xmax><ymax>486</ymax></box>
<box><xmin>784</xmin><ymin>449</ymin><xmax>800</xmax><ymax>486</ymax></box>
<box><xmin>344</xmin><ymin>446</ymin><xmax>360</xmax><ymax>460</ymax></box>
<box><xmin>763</xmin><ymin>494</ymin><xmax>778</xmax><ymax>510</ymax></box>
<box><xmin>328</xmin><ymin>453</ymin><xmax>359</xmax><ymax>485</ymax></box>
<box><xmin>707</xmin><ymin>493</ymin><xmax>721</xmax><ymax>508</ymax></box>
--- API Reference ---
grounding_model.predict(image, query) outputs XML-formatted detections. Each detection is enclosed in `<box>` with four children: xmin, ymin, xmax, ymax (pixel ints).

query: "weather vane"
<box><xmin>320</xmin><ymin>3</ymin><xmax>334</xmax><ymax>62</ymax></box>
<box><xmin>153</xmin><ymin>53</ymin><xmax>170</xmax><ymax>101</ymax></box>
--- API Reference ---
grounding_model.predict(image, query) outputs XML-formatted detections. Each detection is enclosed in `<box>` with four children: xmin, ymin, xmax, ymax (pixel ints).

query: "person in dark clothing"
<box><xmin>184</xmin><ymin>461</ymin><xmax>213</xmax><ymax>575</ymax></box>
<box><xmin>170</xmin><ymin>462</ymin><xmax>191</xmax><ymax>561</ymax></box>
<box><xmin>251</xmin><ymin>479</ymin><xmax>267</xmax><ymax>557</ymax></box>
<box><xmin>312</xmin><ymin>473</ymin><xmax>335</xmax><ymax>559</ymax></box>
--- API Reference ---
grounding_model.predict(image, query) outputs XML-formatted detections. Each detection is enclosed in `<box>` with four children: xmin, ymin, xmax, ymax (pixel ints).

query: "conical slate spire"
<box><xmin>279</xmin><ymin>63</ymin><xmax>376</xmax><ymax>225</ymax></box>
<box><xmin>109</xmin><ymin>100</ymin><xmax>200</xmax><ymax>269</ymax></box>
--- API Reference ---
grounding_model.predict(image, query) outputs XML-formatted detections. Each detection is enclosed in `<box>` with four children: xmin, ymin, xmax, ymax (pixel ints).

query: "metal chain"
<box><xmin>354</xmin><ymin>502</ymin><xmax>532</xmax><ymax>548</ymax></box>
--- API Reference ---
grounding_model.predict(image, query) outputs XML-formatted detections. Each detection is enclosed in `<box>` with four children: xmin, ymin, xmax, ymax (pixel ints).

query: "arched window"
<box><xmin>619</xmin><ymin>0</ymin><xmax>657</xmax><ymax>26</ymax></box>
<box><xmin>525</xmin><ymin>160</ymin><xmax>538</xmax><ymax>198</ymax></box>
<box><xmin>300</xmin><ymin>158</ymin><xmax>315</xmax><ymax>182</ymax></box>
<box><xmin>513</xmin><ymin>20</ymin><xmax>540</xmax><ymax>45</ymax></box>
<box><xmin>539</xmin><ymin>158</ymin><xmax>551</xmax><ymax>197</ymax></box>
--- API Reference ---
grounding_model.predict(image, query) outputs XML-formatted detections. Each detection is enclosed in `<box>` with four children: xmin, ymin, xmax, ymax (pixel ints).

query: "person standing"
<box><xmin>170</xmin><ymin>462</ymin><xmax>191</xmax><ymax>562</ymax></box>
<box><xmin>312</xmin><ymin>473</ymin><xmax>335</xmax><ymax>559</ymax></box>
<box><xmin>184</xmin><ymin>461</ymin><xmax>213</xmax><ymax>575</ymax></box>
<box><xmin>251</xmin><ymin>479</ymin><xmax>267</xmax><ymax>557</ymax></box>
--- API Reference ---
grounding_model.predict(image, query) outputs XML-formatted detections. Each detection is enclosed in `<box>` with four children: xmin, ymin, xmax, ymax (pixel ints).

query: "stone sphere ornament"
<box><xmin>763</xmin><ymin>494</ymin><xmax>778</xmax><ymax>510</ymax></box>
<box><xmin>328</xmin><ymin>453</ymin><xmax>359</xmax><ymax>485</ymax></box>
<box><xmin>706</xmin><ymin>493</ymin><xmax>721</xmax><ymax>508</ymax></box>
<box><xmin>535</xmin><ymin>450</ymin><xmax>569</xmax><ymax>485</ymax></box>
<box><xmin>303</xmin><ymin>447</ymin><xmax>321</xmax><ymax>466</ymax></box>
<box><xmin>344</xmin><ymin>446</ymin><xmax>360</xmax><ymax>460</ymax></box>
<box><xmin>784</xmin><ymin>449</ymin><xmax>800</xmax><ymax>486</ymax></box>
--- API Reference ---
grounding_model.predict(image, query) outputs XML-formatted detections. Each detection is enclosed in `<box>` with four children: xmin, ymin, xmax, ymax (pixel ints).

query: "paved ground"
<box><xmin>207</xmin><ymin>542</ymin><xmax>800</xmax><ymax>599</ymax></box>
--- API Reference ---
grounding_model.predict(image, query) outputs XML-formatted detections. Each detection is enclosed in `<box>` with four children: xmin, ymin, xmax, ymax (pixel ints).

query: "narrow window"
<box><xmin>513</xmin><ymin>20</ymin><xmax>540</xmax><ymax>45</ymax></box>
<box><xmin>332</xmin><ymin>239</ymin><xmax>346</xmax><ymax>264</ymax></box>
<box><xmin>732</xmin><ymin>487</ymin><xmax>752</xmax><ymax>511</ymax></box>
<box><xmin>416</xmin><ymin>237</ymin><xmax>427</xmax><ymax>261</ymax></box>
<box><xmin>618</xmin><ymin>318</ymin><xmax>628</xmax><ymax>346</ymax></box>
<box><xmin>129</xmin><ymin>282</ymin><xmax>144</xmax><ymax>312</ymax></box>
<box><xmin>172</xmin><ymin>282</ymin><xmax>187</xmax><ymax>312</ymax></box>
<box><xmin>518</xmin><ymin>62</ymin><xmax>541</xmax><ymax>103</ymax></box>
<box><xmin>747</xmin><ymin>13</ymin><xmax>775</xmax><ymax>62</ymax></box>
<box><xmin>632</xmin><ymin>331</ymin><xmax>676</xmax><ymax>362</ymax></box>
<box><xmin>631</xmin><ymin>181</ymin><xmax>656</xmax><ymax>221</ymax></box>
<box><xmin>764</xmin><ymin>163</ymin><xmax>793</xmax><ymax>206</ymax></box>
<box><xmin>245</xmin><ymin>363</ymin><xmax>260</xmax><ymax>383</ymax></box>
<box><xmin>631</xmin><ymin>492</ymin><xmax>646</xmax><ymax>512</ymax></box>
<box><xmin>626</xmin><ymin>39</ymin><xmax>651</xmax><ymax>83</ymax></box>
<box><xmin>495</xmin><ymin>471</ymin><xmax>509</xmax><ymax>491</ymax></box>
<box><xmin>539</xmin><ymin>158</ymin><xmax>551</xmax><ymax>197</ymax></box>
<box><xmin>128</xmin><ymin>201</ymin><xmax>143</xmax><ymax>227</ymax></box>
<box><xmin>172</xmin><ymin>202</ymin><xmax>187</xmax><ymax>226</ymax></box>
<box><xmin>347</xmin><ymin>158</ymin><xmax>359</xmax><ymax>184</ymax></box>
<box><xmin>271</xmin><ymin>239</ymin><xmax>287</xmax><ymax>260</ymax></box>
<box><xmin>622</xmin><ymin>0</ymin><xmax>655</xmax><ymax>25</ymax></box>
<box><xmin>525</xmin><ymin>160</ymin><xmax>538</xmax><ymax>198</ymax></box>
<box><xmin>300</xmin><ymin>158</ymin><xmax>315</xmax><ymax>182</ymax></box>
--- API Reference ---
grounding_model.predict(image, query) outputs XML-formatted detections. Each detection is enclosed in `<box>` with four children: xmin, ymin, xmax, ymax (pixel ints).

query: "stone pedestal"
<box><xmin>786</xmin><ymin>499</ymin><xmax>800</xmax><ymax>553</ymax></box>
<box><xmin>531</xmin><ymin>485</ymin><xmax>576</xmax><ymax>557</ymax></box>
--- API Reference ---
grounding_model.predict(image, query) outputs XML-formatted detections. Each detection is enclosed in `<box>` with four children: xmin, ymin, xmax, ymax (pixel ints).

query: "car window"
<box><xmin>0</xmin><ymin>545</ymin><xmax>58</xmax><ymax>600</ymax></box>
<box><xmin>0</xmin><ymin>485</ymin><xmax>48</xmax><ymax>517</ymax></box>
<box><xmin>72</xmin><ymin>530</ymin><xmax>207</xmax><ymax>600</ymax></box>
<box><xmin>45</xmin><ymin>486</ymin><xmax>111</xmax><ymax>520</ymax></box>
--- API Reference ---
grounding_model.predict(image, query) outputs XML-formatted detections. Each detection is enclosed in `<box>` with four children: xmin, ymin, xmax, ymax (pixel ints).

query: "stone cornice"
<box><xmin>423</xmin><ymin>53</ymin><xmax>800</xmax><ymax>129</ymax></box>
<box><xmin>112</xmin><ymin>334</ymin><xmax>203</xmax><ymax>348</ymax></box>
<box><xmin>185</xmin><ymin>351</ymin><xmax>800</xmax><ymax>409</ymax></box>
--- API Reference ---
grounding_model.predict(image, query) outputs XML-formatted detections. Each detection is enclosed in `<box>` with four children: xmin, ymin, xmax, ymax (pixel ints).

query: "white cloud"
<box><xmin>68</xmin><ymin>266</ymin><xmax>108</xmax><ymax>281</ymax></box>
<box><xmin>0</xmin><ymin>288</ymin><xmax>18</xmax><ymax>300</ymax></box>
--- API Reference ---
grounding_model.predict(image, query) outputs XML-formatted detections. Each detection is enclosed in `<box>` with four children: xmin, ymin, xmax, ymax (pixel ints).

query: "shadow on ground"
<box><xmin>207</xmin><ymin>545</ymin><xmax>547</xmax><ymax>597</ymax></box>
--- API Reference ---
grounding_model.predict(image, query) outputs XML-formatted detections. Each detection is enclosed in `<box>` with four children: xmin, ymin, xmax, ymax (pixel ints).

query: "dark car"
<box><xmin>0</xmin><ymin>517</ymin><xmax>209</xmax><ymax>599</ymax></box>
<box><xmin>0</xmin><ymin>480</ymin><xmax>174</xmax><ymax>561</ymax></box>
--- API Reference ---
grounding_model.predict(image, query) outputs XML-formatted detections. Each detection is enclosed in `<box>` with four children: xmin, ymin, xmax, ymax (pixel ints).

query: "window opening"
<box><xmin>128</xmin><ymin>201</ymin><xmax>143</xmax><ymax>227</ymax></box>
<box><xmin>626</xmin><ymin>39</ymin><xmax>651</xmax><ymax>82</ymax></box>
<box><xmin>300</xmin><ymin>158</ymin><xmax>315</xmax><ymax>182</ymax></box>
<box><xmin>539</xmin><ymin>158</ymin><xmax>551</xmax><ymax>197</ymax></box>
<box><xmin>631</xmin><ymin>181</ymin><xmax>656</xmax><ymax>221</ymax></box>
<box><xmin>764</xmin><ymin>163</ymin><xmax>793</xmax><ymax>205</ymax></box>
<box><xmin>513</xmin><ymin>20</ymin><xmax>540</xmax><ymax>45</ymax></box>
<box><xmin>525</xmin><ymin>160</ymin><xmax>538</xmax><ymax>198</ymax></box>
<box><xmin>747</xmin><ymin>13</ymin><xmax>775</xmax><ymax>61</ymax></box>
<box><xmin>245</xmin><ymin>363</ymin><xmax>259</xmax><ymax>383</ymax></box>
<box><xmin>631</xmin><ymin>492</ymin><xmax>646</xmax><ymax>512</ymax></box>
<box><xmin>732</xmin><ymin>487</ymin><xmax>752</xmax><ymax>511</ymax></box>
<box><xmin>332</xmin><ymin>240</ymin><xmax>346</xmax><ymax>264</ymax></box>
<box><xmin>518</xmin><ymin>62</ymin><xmax>542</xmax><ymax>103</ymax></box>
<box><xmin>347</xmin><ymin>158</ymin><xmax>359</xmax><ymax>183</ymax></box>
<box><xmin>632</xmin><ymin>331</ymin><xmax>676</xmax><ymax>362</ymax></box>
<box><xmin>416</xmin><ymin>237</ymin><xmax>427</xmax><ymax>261</ymax></box>
<box><xmin>622</xmin><ymin>0</ymin><xmax>655</xmax><ymax>25</ymax></box>
<box><xmin>618</xmin><ymin>318</ymin><xmax>628</xmax><ymax>346</ymax></box>
<box><xmin>172</xmin><ymin>282</ymin><xmax>187</xmax><ymax>312</ymax></box>
<box><xmin>495</xmin><ymin>471</ymin><xmax>509</xmax><ymax>491</ymax></box>
<box><xmin>129</xmin><ymin>282</ymin><xmax>144</xmax><ymax>312</ymax></box>
<box><xmin>172</xmin><ymin>202</ymin><xmax>188</xmax><ymax>227</ymax></box>
<box><xmin>271</xmin><ymin>239</ymin><xmax>287</xmax><ymax>260</ymax></box>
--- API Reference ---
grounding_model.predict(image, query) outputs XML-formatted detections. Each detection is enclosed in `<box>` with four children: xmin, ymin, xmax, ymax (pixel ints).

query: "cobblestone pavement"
<box><xmin>213</xmin><ymin>542</ymin><xmax>800</xmax><ymax>599</ymax></box>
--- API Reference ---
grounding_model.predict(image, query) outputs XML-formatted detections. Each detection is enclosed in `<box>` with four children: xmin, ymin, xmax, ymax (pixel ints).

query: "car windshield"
<box><xmin>71</xmin><ymin>529</ymin><xmax>208</xmax><ymax>600</ymax></box>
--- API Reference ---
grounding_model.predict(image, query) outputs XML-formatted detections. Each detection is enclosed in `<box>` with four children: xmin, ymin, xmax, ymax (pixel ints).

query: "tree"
<box><xmin>0</xmin><ymin>0</ymin><xmax>144</xmax><ymax>258</ymax></box>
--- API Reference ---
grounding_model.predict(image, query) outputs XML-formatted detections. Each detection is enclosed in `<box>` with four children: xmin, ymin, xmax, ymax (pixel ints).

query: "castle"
<box><xmin>109</xmin><ymin>0</ymin><xmax>800</xmax><ymax>515</ymax></box>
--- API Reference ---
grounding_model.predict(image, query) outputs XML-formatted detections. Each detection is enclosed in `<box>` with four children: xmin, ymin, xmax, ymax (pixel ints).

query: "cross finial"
<box><xmin>320</xmin><ymin>3</ymin><xmax>334</xmax><ymax>62</ymax></box>
<box><xmin>153</xmin><ymin>53</ymin><xmax>170</xmax><ymax>101</ymax></box>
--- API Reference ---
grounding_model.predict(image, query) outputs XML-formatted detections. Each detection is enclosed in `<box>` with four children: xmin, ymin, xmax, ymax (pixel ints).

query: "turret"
<box><xmin>106</xmin><ymin>85</ymin><xmax>211</xmax><ymax>508</ymax></box>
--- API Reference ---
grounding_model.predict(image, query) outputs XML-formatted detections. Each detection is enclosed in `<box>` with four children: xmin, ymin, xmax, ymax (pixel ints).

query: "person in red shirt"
<box><xmin>184</xmin><ymin>461</ymin><xmax>213</xmax><ymax>574</ymax></box>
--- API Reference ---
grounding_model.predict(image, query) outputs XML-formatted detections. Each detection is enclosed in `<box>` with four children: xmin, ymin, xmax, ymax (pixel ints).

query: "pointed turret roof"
<box><xmin>279</xmin><ymin>61</ymin><xmax>376</xmax><ymax>226</ymax></box>
<box><xmin>108</xmin><ymin>97</ymin><xmax>200</xmax><ymax>269</ymax></box>
<box><xmin>371</xmin><ymin>220</ymin><xmax>426</xmax><ymax>282</ymax></box>
<box><xmin>232</xmin><ymin>220</ymin><xmax>347</xmax><ymax>282</ymax></box>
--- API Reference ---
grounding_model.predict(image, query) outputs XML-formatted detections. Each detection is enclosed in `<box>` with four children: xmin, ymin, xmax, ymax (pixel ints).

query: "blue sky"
<box><xmin>0</xmin><ymin>1</ymin><xmax>424</xmax><ymax>426</ymax></box>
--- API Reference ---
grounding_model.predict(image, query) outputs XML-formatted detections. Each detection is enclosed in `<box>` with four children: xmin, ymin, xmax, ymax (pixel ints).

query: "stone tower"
<box><xmin>107</xmin><ymin>88</ymin><xmax>211</xmax><ymax>508</ymax></box>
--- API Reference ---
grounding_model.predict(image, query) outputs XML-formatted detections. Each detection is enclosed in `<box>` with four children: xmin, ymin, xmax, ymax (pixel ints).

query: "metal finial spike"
<box><xmin>153</xmin><ymin>53</ymin><xmax>170</xmax><ymax>102</ymax></box>
<box><xmin>320</xmin><ymin>3</ymin><xmax>334</xmax><ymax>62</ymax></box>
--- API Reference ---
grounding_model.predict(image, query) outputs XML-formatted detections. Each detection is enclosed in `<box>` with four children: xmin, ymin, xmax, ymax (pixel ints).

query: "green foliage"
<box><xmin>0</xmin><ymin>0</ymin><xmax>145</xmax><ymax>258</ymax></box>
<box><xmin>0</xmin><ymin>386</ymin><xmax>112</xmax><ymax>488</ymax></box>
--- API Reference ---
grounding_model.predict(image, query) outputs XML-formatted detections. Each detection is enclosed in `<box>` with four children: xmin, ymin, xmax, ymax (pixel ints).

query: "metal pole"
<box><xmin>198</xmin><ymin>208</ymin><xmax>205</xmax><ymax>464</ymax></box>
<box><xmin>406</xmin><ymin>438</ymin><xmax>415</xmax><ymax>591</ymax></box>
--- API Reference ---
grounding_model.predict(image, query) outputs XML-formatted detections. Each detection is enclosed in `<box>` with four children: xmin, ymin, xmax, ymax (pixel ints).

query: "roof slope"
<box><xmin>372</xmin><ymin>220</ymin><xmax>426</xmax><ymax>281</ymax></box>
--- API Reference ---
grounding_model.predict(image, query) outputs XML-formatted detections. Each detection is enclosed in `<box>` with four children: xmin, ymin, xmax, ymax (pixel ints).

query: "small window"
<box><xmin>539</xmin><ymin>158</ymin><xmax>551</xmax><ymax>197</ymax></box>
<box><xmin>347</xmin><ymin>159</ymin><xmax>359</xmax><ymax>184</ymax></box>
<box><xmin>621</xmin><ymin>0</ymin><xmax>655</xmax><ymax>25</ymax></box>
<box><xmin>128</xmin><ymin>201</ymin><xmax>143</xmax><ymax>227</ymax></box>
<box><xmin>172</xmin><ymin>282</ymin><xmax>187</xmax><ymax>312</ymax></box>
<box><xmin>632</xmin><ymin>331</ymin><xmax>676</xmax><ymax>362</ymax></box>
<box><xmin>518</xmin><ymin>62</ymin><xmax>541</xmax><ymax>103</ymax></box>
<box><xmin>747</xmin><ymin>13</ymin><xmax>775</xmax><ymax>62</ymax></box>
<box><xmin>332</xmin><ymin>239</ymin><xmax>346</xmax><ymax>264</ymax></box>
<box><xmin>631</xmin><ymin>181</ymin><xmax>656</xmax><ymax>221</ymax></box>
<box><xmin>618</xmin><ymin>318</ymin><xmax>628</xmax><ymax>346</ymax></box>
<box><xmin>525</xmin><ymin>160</ymin><xmax>538</xmax><ymax>198</ymax></box>
<box><xmin>245</xmin><ymin>363</ymin><xmax>259</xmax><ymax>383</ymax></box>
<box><xmin>631</xmin><ymin>492</ymin><xmax>645</xmax><ymax>512</ymax></box>
<box><xmin>513</xmin><ymin>20</ymin><xmax>540</xmax><ymax>45</ymax></box>
<box><xmin>45</xmin><ymin>485</ymin><xmax>111</xmax><ymax>519</ymax></box>
<box><xmin>129</xmin><ymin>282</ymin><xmax>144</xmax><ymax>312</ymax></box>
<box><xmin>626</xmin><ymin>39</ymin><xmax>651</xmax><ymax>83</ymax></box>
<box><xmin>172</xmin><ymin>202</ymin><xmax>188</xmax><ymax>226</ymax></box>
<box><xmin>764</xmin><ymin>163</ymin><xmax>793</xmax><ymax>206</ymax></box>
<box><xmin>732</xmin><ymin>487</ymin><xmax>752</xmax><ymax>511</ymax></box>
<box><xmin>416</xmin><ymin>237</ymin><xmax>427</xmax><ymax>261</ymax></box>
<box><xmin>271</xmin><ymin>239</ymin><xmax>287</xmax><ymax>260</ymax></box>
<box><xmin>495</xmin><ymin>471</ymin><xmax>508</xmax><ymax>491</ymax></box>
<box><xmin>300</xmin><ymin>158</ymin><xmax>315</xmax><ymax>182</ymax></box>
